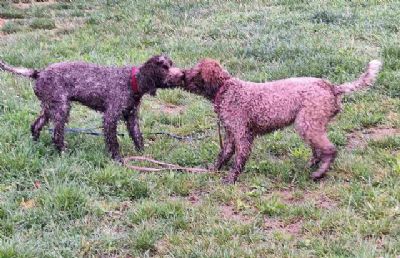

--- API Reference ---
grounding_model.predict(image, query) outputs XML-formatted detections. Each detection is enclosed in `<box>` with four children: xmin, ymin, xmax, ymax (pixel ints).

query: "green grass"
<box><xmin>1</xmin><ymin>21</ymin><xmax>23</xmax><ymax>34</ymax></box>
<box><xmin>29</xmin><ymin>18</ymin><xmax>56</xmax><ymax>30</ymax></box>
<box><xmin>0</xmin><ymin>4</ymin><xmax>25</xmax><ymax>19</ymax></box>
<box><xmin>1</xmin><ymin>0</ymin><xmax>400</xmax><ymax>257</ymax></box>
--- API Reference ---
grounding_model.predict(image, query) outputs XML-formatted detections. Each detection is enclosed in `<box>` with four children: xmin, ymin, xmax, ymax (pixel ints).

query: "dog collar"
<box><xmin>131</xmin><ymin>66</ymin><xmax>139</xmax><ymax>94</ymax></box>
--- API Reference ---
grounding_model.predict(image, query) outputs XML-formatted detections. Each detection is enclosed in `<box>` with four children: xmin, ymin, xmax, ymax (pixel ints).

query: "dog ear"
<box><xmin>200</xmin><ymin>59</ymin><xmax>228</xmax><ymax>93</ymax></box>
<box><xmin>138</xmin><ymin>75</ymin><xmax>157</xmax><ymax>96</ymax></box>
<box><xmin>137</xmin><ymin>64</ymin><xmax>158</xmax><ymax>96</ymax></box>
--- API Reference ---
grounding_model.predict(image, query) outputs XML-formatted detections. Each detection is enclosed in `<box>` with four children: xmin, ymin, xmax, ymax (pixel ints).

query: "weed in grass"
<box><xmin>258</xmin><ymin>196</ymin><xmax>287</xmax><ymax>216</ymax></box>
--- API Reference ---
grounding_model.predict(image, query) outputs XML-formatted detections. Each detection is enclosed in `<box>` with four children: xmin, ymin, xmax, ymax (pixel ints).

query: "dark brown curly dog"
<box><xmin>181</xmin><ymin>58</ymin><xmax>382</xmax><ymax>183</ymax></box>
<box><xmin>0</xmin><ymin>55</ymin><xmax>184</xmax><ymax>162</ymax></box>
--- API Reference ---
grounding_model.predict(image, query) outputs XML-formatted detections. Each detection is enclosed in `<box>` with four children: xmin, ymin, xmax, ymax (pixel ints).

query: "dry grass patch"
<box><xmin>264</xmin><ymin>217</ymin><xmax>303</xmax><ymax>236</ymax></box>
<box><xmin>347</xmin><ymin>127</ymin><xmax>400</xmax><ymax>150</ymax></box>
<box><xmin>219</xmin><ymin>204</ymin><xmax>252</xmax><ymax>224</ymax></box>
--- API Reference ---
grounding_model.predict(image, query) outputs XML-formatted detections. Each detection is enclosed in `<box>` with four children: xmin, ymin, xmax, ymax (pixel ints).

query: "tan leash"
<box><xmin>123</xmin><ymin>156</ymin><xmax>210</xmax><ymax>173</ymax></box>
<box><xmin>217</xmin><ymin>119</ymin><xmax>223</xmax><ymax>149</ymax></box>
<box><xmin>123</xmin><ymin>121</ymin><xmax>223</xmax><ymax>173</ymax></box>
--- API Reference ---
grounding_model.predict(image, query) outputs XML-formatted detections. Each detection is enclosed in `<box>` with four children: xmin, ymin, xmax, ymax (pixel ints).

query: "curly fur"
<box><xmin>0</xmin><ymin>55</ymin><xmax>184</xmax><ymax>161</ymax></box>
<box><xmin>181</xmin><ymin>58</ymin><xmax>382</xmax><ymax>183</ymax></box>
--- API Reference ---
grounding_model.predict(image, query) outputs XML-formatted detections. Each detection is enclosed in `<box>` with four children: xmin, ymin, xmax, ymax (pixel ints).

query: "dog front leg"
<box><xmin>222</xmin><ymin>130</ymin><xmax>254</xmax><ymax>184</ymax></box>
<box><xmin>211</xmin><ymin>130</ymin><xmax>235</xmax><ymax>171</ymax></box>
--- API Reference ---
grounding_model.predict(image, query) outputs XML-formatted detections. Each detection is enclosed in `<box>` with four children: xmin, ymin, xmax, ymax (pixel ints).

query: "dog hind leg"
<box><xmin>31</xmin><ymin>107</ymin><xmax>49</xmax><ymax>141</ymax></box>
<box><xmin>103</xmin><ymin>107</ymin><xmax>122</xmax><ymax>162</ymax></box>
<box><xmin>295</xmin><ymin>110</ymin><xmax>337</xmax><ymax>180</ymax></box>
<box><xmin>50</xmin><ymin>100</ymin><xmax>70</xmax><ymax>153</ymax></box>
<box><xmin>125</xmin><ymin>108</ymin><xmax>144</xmax><ymax>152</ymax></box>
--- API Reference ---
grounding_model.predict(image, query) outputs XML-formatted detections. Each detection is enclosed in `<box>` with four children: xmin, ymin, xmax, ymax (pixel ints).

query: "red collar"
<box><xmin>131</xmin><ymin>66</ymin><xmax>139</xmax><ymax>94</ymax></box>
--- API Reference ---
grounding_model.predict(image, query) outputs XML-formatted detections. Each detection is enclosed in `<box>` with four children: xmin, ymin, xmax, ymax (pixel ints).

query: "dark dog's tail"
<box><xmin>334</xmin><ymin>60</ymin><xmax>382</xmax><ymax>95</ymax></box>
<box><xmin>0</xmin><ymin>60</ymin><xmax>39</xmax><ymax>79</ymax></box>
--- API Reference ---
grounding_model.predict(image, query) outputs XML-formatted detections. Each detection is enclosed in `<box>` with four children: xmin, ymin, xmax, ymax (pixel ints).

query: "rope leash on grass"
<box><xmin>48</xmin><ymin>122</ymin><xmax>223</xmax><ymax>173</ymax></box>
<box><xmin>123</xmin><ymin>122</ymin><xmax>222</xmax><ymax>173</ymax></box>
<box><xmin>47</xmin><ymin>128</ymin><xmax>212</xmax><ymax>141</ymax></box>
<box><xmin>123</xmin><ymin>156</ymin><xmax>211</xmax><ymax>173</ymax></box>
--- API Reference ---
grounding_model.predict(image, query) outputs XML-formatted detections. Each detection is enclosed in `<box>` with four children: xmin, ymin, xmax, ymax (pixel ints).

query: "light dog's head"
<box><xmin>181</xmin><ymin>59</ymin><xmax>230</xmax><ymax>100</ymax></box>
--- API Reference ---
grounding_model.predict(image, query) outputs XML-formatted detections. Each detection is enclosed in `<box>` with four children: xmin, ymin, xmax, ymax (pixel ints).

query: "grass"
<box><xmin>29</xmin><ymin>17</ymin><xmax>56</xmax><ymax>30</ymax></box>
<box><xmin>1</xmin><ymin>21</ymin><xmax>22</xmax><ymax>34</ymax></box>
<box><xmin>0</xmin><ymin>0</ymin><xmax>400</xmax><ymax>257</ymax></box>
<box><xmin>0</xmin><ymin>1</ymin><xmax>25</xmax><ymax>19</ymax></box>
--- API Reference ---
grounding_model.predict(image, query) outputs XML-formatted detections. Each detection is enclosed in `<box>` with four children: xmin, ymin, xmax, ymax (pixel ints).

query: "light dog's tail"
<box><xmin>334</xmin><ymin>60</ymin><xmax>382</xmax><ymax>95</ymax></box>
<box><xmin>0</xmin><ymin>60</ymin><xmax>39</xmax><ymax>79</ymax></box>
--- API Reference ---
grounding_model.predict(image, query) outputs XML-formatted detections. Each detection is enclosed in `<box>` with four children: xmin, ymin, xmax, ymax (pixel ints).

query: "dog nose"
<box><xmin>170</xmin><ymin>67</ymin><xmax>183</xmax><ymax>77</ymax></box>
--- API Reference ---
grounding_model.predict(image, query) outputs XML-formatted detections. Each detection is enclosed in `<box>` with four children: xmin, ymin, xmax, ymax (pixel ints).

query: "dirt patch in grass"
<box><xmin>274</xmin><ymin>189</ymin><xmax>338</xmax><ymax>210</ymax></box>
<box><xmin>161</xmin><ymin>103</ymin><xmax>186</xmax><ymax>115</ymax></box>
<box><xmin>95</xmin><ymin>201</ymin><xmax>132</xmax><ymax>235</ymax></box>
<box><xmin>0</xmin><ymin>18</ymin><xmax>5</xmax><ymax>28</ymax></box>
<box><xmin>219</xmin><ymin>204</ymin><xmax>252</xmax><ymax>223</ymax></box>
<box><xmin>187</xmin><ymin>192</ymin><xmax>203</xmax><ymax>206</ymax></box>
<box><xmin>155</xmin><ymin>238</ymin><xmax>171</xmax><ymax>255</ymax></box>
<box><xmin>346</xmin><ymin>127</ymin><xmax>400</xmax><ymax>150</ymax></box>
<box><xmin>264</xmin><ymin>217</ymin><xmax>303</xmax><ymax>236</ymax></box>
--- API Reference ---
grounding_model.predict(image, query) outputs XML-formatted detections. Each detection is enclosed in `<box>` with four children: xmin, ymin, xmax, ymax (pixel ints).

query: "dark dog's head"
<box><xmin>137</xmin><ymin>55</ymin><xmax>184</xmax><ymax>96</ymax></box>
<box><xmin>181</xmin><ymin>58</ymin><xmax>230</xmax><ymax>100</ymax></box>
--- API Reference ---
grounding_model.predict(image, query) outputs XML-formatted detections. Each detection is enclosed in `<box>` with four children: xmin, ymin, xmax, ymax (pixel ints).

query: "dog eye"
<box><xmin>162</xmin><ymin>64</ymin><xmax>169</xmax><ymax>69</ymax></box>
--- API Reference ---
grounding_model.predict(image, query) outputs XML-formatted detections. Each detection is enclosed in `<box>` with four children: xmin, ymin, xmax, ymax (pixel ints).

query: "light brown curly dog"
<box><xmin>181</xmin><ymin>59</ymin><xmax>382</xmax><ymax>183</ymax></box>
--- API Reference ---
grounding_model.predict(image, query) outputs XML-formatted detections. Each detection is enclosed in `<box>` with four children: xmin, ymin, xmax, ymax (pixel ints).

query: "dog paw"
<box><xmin>221</xmin><ymin>175</ymin><xmax>237</xmax><ymax>184</ymax></box>
<box><xmin>134</xmin><ymin>143</ymin><xmax>145</xmax><ymax>153</ymax></box>
<box><xmin>135</xmin><ymin>147</ymin><xmax>144</xmax><ymax>153</ymax></box>
<box><xmin>307</xmin><ymin>158</ymin><xmax>321</xmax><ymax>168</ymax></box>
<box><xmin>311</xmin><ymin>171</ymin><xmax>325</xmax><ymax>181</ymax></box>
<box><xmin>206</xmin><ymin>163</ymin><xmax>217</xmax><ymax>171</ymax></box>
<box><xmin>55</xmin><ymin>145</ymin><xmax>67</xmax><ymax>154</ymax></box>
<box><xmin>112</xmin><ymin>155</ymin><xmax>124</xmax><ymax>164</ymax></box>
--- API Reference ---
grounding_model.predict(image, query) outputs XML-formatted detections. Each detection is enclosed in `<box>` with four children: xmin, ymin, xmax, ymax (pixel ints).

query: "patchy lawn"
<box><xmin>0</xmin><ymin>0</ymin><xmax>399</xmax><ymax>257</ymax></box>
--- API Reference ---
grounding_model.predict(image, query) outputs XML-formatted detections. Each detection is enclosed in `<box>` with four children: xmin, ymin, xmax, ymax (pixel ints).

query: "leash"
<box><xmin>48</xmin><ymin>127</ymin><xmax>124</xmax><ymax>136</ymax></box>
<box><xmin>123</xmin><ymin>156</ymin><xmax>210</xmax><ymax>173</ymax></box>
<box><xmin>217</xmin><ymin>120</ymin><xmax>223</xmax><ymax>149</ymax></box>
<box><xmin>47</xmin><ymin>127</ymin><xmax>210</xmax><ymax>141</ymax></box>
<box><xmin>48</xmin><ymin>121</ymin><xmax>224</xmax><ymax>173</ymax></box>
<box><xmin>123</xmin><ymin>122</ymin><xmax>223</xmax><ymax>173</ymax></box>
